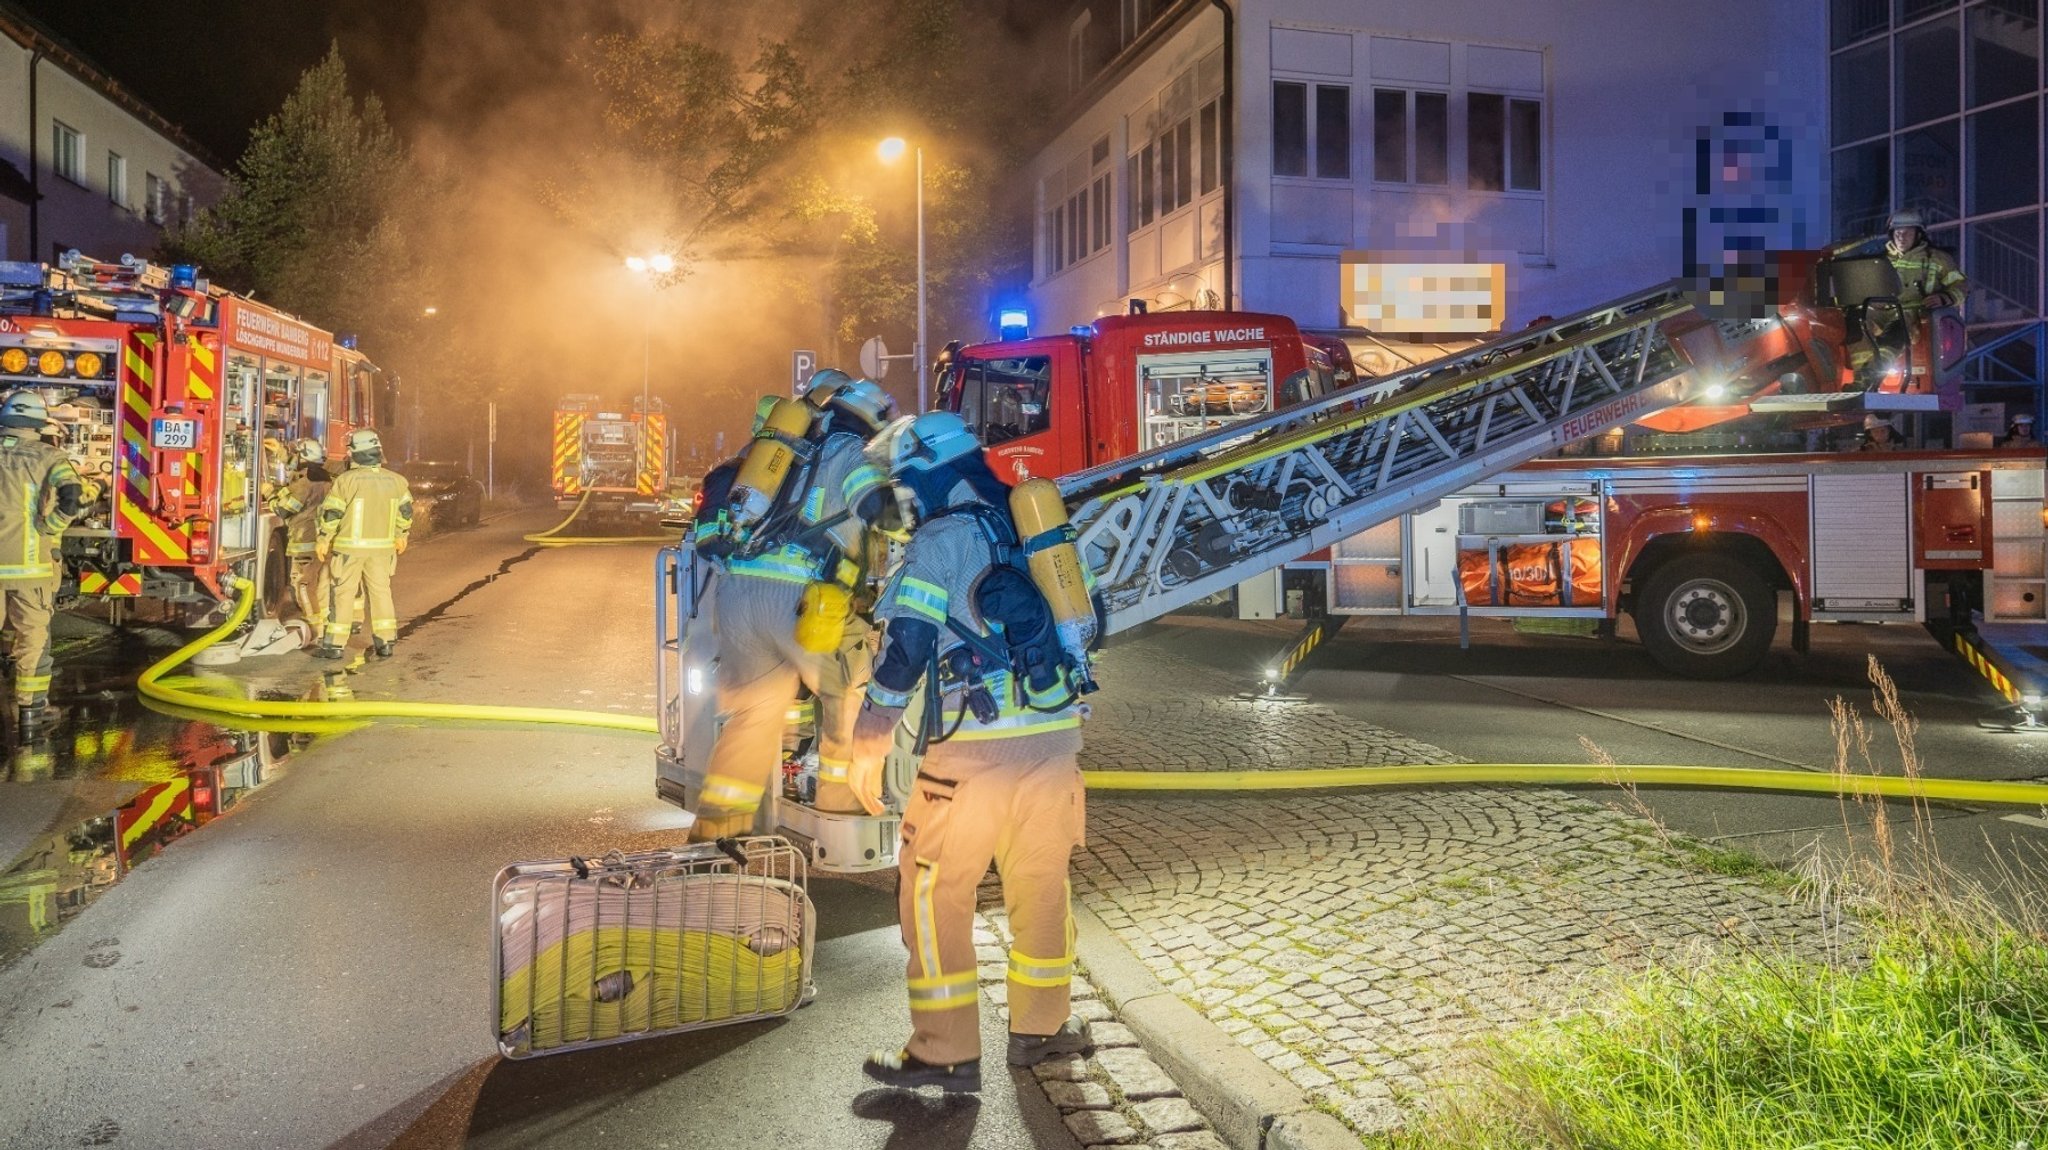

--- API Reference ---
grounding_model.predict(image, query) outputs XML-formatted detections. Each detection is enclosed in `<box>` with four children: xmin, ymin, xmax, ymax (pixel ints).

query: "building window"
<box><xmin>1274</xmin><ymin>81</ymin><xmax>1348</xmax><ymax>180</ymax></box>
<box><xmin>1199</xmin><ymin>99</ymin><xmax>1220</xmax><ymax>193</ymax></box>
<box><xmin>1069</xmin><ymin>12</ymin><xmax>1091</xmax><ymax>95</ymax></box>
<box><xmin>1139</xmin><ymin>145</ymin><xmax>1155</xmax><ymax>226</ymax></box>
<box><xmin>1896</xmin><ymin>120</ymin><xmax>1961</xmax><ymax>225</ymax></box>
<box><xmin>107</xmin><ymin>153</ymin><xmax>128</xmax><ymax>208</ymax></box>
<box><xmin>1894</xmin><ymin>14</ymin><xmax>1959</xmax><ymax>129</ymax></box>
<box><xmin>1315</xmin><ymin>85</ymin><xmax>1351</xmax><ymax>179</ymax></box>
<box><xmin>1966</xmin><ymin>0</ymin><xmax>2038</xmax><ymax>108</ymax></box>
<box><xmin>1121</xmin><ymin>0</ymin><xmax>1145</xmax><ymax>47</ymax></box>
<box><xmin>1468</xmin><ymin>93</ymin><xmax>1542</xmax><ymax>192</ymax></box>
<box><xmin>1372</xmin><ymin>88</ymin><xmax>1449</xmax><ymax>185</ymax></box>
<box><xmin>1832</xmin><ymin>137</ymin><xmax>1891</xmax><ymax>237</ymax></box>
<box><xmin>1832</xmin><ymin>39</ymin><xmax>1891</xmax><ymax>143</ymax></box>
<box><xmin>146</xmin><ymin>173</ymin><xmax>168</xmax><ymax>225</ymax></box>
<box><xmin>1157</xmin><ymin>116</ymin><xmax>1193</xmax><ymax>214</ymax></box>
<box><xmin>51</xmin><ymin>121</ymin><xmax>82</xmax><ymax>185</ymax></box>
<box><xmin>1047</xmin><ymin>203</ymin><xmax>1065</xmax><ymax>274</ymax></box>
<box><xmin>1967</xmin><ymin>97</ymin><xmax>2038</xmax><ymax>215</ymax></box>
<box><xmin>1833</xmin><ymin>0</ymin><xmax>1889</xmax><ymax>48</ymax></box>
<box><xmin>1040</xmin><ymin>137</ymin><xmax>1115</xmax><ymax>278</ymax></box>
<box><xmin>178</xmin><ymin>194</ymin><xmax>194</xmax><ymax>227</ymax></box>
<box><xmin>1967</xmin><ymin>210</ymin><xmax>2040</xmax><ymax>323</ymax></box>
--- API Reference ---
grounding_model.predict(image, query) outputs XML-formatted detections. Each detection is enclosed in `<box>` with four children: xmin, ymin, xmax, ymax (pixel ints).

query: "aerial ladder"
<box><xmin>655</xmin><ymin>280</ymin><xmax>1800</xmax><ymax>870</ymax></box>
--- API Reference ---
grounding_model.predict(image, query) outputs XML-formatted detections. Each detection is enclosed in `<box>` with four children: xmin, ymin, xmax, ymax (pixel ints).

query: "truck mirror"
<box><xmin>1280</xmin><ymin>368</ymin><xmax>1316</xmax><ymax>407</ymax></box>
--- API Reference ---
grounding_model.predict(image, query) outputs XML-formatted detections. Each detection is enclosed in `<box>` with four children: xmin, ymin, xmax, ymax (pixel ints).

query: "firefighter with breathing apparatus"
<box><xmin>0</xmin><ymin>390</ymin><xmax>84</xmax><ymax>731</ymax></box>
<box><xmin>267</xmin><ymin>438</ymin><xmax>332</xmax><ymax>647</ymax></box>
<box><xmin>846</xmin><ymin>410</ymin><xmax>1101</xmax><ymax>1092</ymax></box>
<box><xmin>687</xmin><ymin>371</ymin><xmax>897</xmax><ymax>841</ymax></box>
<box><xmin>314</xmin><ymin>429</ymin><xmax>413</xmax><ymax>660</ymax></box>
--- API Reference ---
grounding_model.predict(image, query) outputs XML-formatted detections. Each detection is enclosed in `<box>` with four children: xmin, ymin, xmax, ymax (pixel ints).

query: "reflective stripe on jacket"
<box><xmin>318</xmin><ymin>465</ymin><xmax>413</xmax><ymax>552</ymax></box>
<box><xmin>0</xmin><ymin>434</ymin><xmax>81</xmax><ymax>582</ymax></box>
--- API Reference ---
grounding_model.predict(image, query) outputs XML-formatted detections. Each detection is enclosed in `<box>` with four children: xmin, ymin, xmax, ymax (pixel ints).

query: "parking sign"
<box><xmin>793</xmin><ymin>350</ymin><xmax>818</xmax><ymax>397</ymax></box>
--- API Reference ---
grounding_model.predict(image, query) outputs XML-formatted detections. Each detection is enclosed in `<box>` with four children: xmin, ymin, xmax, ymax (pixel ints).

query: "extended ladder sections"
<box><xmin>1058</xmin><ymin>283</ymin><xmax>1780</xmax><ymax>634</ymax></box>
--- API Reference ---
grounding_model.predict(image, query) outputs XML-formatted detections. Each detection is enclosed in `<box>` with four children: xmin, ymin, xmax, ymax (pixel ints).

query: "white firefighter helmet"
<box><xmin>1886</xmin><ymin>209</ymin><xmax>1926</xmax><ymax>232</ymax></box>
<box><xmin>806</xmin><ymin>371</ymin><xmax>896</xmax><ymax>432</ymax></box>
<box><xmin>0</xmin><ymin>389</ymin><xmax>50</xmax><ymax>429</ymax></box>
<box><xmin>293</xmin><ymin>437</ymin><xmax>325</xmax><ymax>464</ymax></box>
<box><xmin>867</xmin><ymin>411</ymin><xmax>983</xmax><ymax>477</ymax></box>
<box><xmin>346</xmin><ymin>428</ymin><xmax>382</xmax><ymax>459</ymax></box>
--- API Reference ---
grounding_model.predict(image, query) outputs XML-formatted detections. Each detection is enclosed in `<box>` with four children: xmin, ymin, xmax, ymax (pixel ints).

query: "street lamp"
<box><xmin>878</xmin><ymin>136</ymin><xmax>928</xmax><ymax>412</ymax></box>
<box><xmin>624</xmin><ymin>251</ymin><xmax>675</xmax><ymax>423</ymax></box>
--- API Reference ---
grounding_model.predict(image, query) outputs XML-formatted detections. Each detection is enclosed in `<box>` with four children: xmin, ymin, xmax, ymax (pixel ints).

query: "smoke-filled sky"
<box><xmin>21</xmin><ymin>0</ymin><xmax>1059</xmax><ymax>478</ymax></box>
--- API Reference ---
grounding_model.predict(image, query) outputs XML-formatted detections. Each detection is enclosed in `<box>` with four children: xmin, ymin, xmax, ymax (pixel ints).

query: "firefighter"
<box><xmin>688</xmin><ymin>373</ymin><xmax>898</xmax><ymax>841</ymax></box>
<box><xmin>1858</xmin><ymin>414</ymin><xmax>1902</xmax><ymax>452</ymax></box>
<box><xmin>267</xmin><ymin>438</ymin><xmax>331</xmax><ymax>646</ymax></box>
<box><xmin>848</xmin><ymin>411</ymin><xmax>1094</xmax><ymax>1093</ymax></box>
<box><xmin>1884</xmin><ymin>210</ymin><xmax>1968</xmax><ymax>319</ymax></box>
<box><xmin>0</xmin><ymin>390</ymin><xmax>84</xmax><ymax>730</ymax></box>
<box><xmin>313</xmin><ymin>429</ymin><xmax>412</xmax><ymax>660</ymax></box>
<box><xmin>2001</xmin><ymin>412</ymin><xmax>2037</xmax><ymax>450</ymax></box>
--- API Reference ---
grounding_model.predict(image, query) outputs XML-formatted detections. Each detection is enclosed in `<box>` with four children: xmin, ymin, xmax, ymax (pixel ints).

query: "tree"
<box><xmin>162</xmin><ymin>44</ymin><xmax>424</xmax><ymax>342</ymax></box>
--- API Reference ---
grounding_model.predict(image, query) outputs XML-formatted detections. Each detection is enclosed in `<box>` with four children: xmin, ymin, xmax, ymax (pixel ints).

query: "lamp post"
<box><xmin>878</xmin><ymin>137</ymin><xmax>928</xmax><ymax>412</ymax></box>
<box><xmin>625</xmin><ymin>253</ymin><xmax>674</xmax><ymax>490</ymax></box>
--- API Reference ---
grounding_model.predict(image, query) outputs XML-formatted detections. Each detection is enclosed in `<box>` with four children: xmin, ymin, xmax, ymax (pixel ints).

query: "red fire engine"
<box><xmin>934</xmin><ymin>241</ymin><xmax>2038</xmax><ymax>681</ymax></box>
<box><xmin>0</xmin><ymin>253</ymin><xmax>389</xmax><ymax>616</ymax></box>
<box><xmin>549</xmin><ymin>394</ymin><xmax>672</xmax><ymax>522</ymax></box>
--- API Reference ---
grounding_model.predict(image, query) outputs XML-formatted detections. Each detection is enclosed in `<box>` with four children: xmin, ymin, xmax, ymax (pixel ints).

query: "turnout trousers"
<box><xmin>325</xmin><ymin>549</ymin><xmax>398</xmax><ymax>647</ymax></box>
<box><xmin>897</xmin><ymin>739</ymin><xmax>1085</xmax><ymax>1065</ymax></box>
<box><xmin>290</xmin><ymin>554</ymin><xmax>327</xmax><ymax>637</ymax></box>
<box><xmin>694</xmin><ymin>573</ymin><xmax>874</xmax><ymax>838</ymax></box>
<box><xmin>2</xmin><ymin>579</ymin><xmax>53</xmax><ymax>704</ymax></box>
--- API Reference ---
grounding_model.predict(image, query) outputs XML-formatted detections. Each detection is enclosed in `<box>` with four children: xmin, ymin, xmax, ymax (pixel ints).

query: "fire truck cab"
<box><xmin>934</xmin><ymin>309</ymin><xmax>1357</xmax><ymax>484</ymax></box>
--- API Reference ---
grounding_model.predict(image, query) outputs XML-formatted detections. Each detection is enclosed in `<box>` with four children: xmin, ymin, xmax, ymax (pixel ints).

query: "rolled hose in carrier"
<box><xmin>138</xmin><ymin>582</ymin><xmax>2048</xmax><ymax>809</ymax></box>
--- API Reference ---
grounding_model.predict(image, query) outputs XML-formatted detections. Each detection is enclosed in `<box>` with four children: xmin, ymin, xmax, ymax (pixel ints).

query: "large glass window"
<box><xmin>964</xmin><ymin>356</ymin><xmax>1053</xmax><ymax>445</ymax></box>
<box><xmin>51</xmin><ymin>121</ymin><xmax>82</xmax><ymax>184</ymax></box>
<box><xmin>1373</xmin><ymin>89</ymin><xmax>1407</xmax><ymax>182</ymax></box>
<box><xmin>1139</xmin><ymin>146</ymin><xmax>1155</xmax><ymax>226</ymax></box>
<box><xmin>1199</xmin><ymin>100</ymin><xmax>1220</xmax><ymax>193</ymax></box>
<box><xmin>1834</xmin><ymin>40</ymin><xmax>1892</xmax><ymax>141</ymax></box>
<box><xmin>1897</xmin><ymin>120</ymin><xmax>1962</xmax><ymax>223</ymax></box>
<box><xmin>1416</xmin><ymin>92</ymin><xmax>1448</xmax><ymax>184</ymax></box>
<box><xmin>1895</xmin><ymin>14</ymin><xmax>1960</xmax><ymax>127</ymax></box>
<box><xmin>1467</xmin><ymin>93</ymin><xmax>1543</xmax><ymax>192</ymax></box>
<box><xmin>1969</xmin><ymin>97</ymin><xmax>2039</xmax><ymax>214</ymax></box>
<box><xmin>1273</xmin><ymin>81</ymin><xmax>1308</xmax><ymax>177</ymax></box>
<box><xmin>1509</xmin><ymin>98</ymin><xmax>1543</xmax><ymax>190</ymax></box>
<box><xmin>1898</xmin><ymin>0</ymin><xmax>1956</xmax><ymax>20</ymax></box>
<box><xmin>1833</xmin><ymin>138</ymin><xmax>1893</xmax><ymax>236</ymax></box>
<box><xmin>1967</xmin><ymin>211</ymin><xmax>2041</xmax><ymax>322</ymax></box>
<box><xmin>1315</xmin><ymin>85</ymin><xmax>1350</xmax><ymax>179</ymax></box>
<box><xmin>1835</xmin><ymin>0</ymin><xmax>1890</xmax><ymax>46</ymax></box>
<box><xmin>1967</xmin><ymin>0</ymin><xmax>2039</xmax><ymax>107</ymax></box>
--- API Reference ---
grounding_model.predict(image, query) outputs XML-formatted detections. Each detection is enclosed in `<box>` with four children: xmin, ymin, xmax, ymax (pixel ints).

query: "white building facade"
<box><xmin>0</xmin><ymin>6</ymin><xmax>223</xmax><ymax>266</ymax></box>
<box><xmin>1027</xmin><ymin>0</ymin><xmax>1829</xmax><ymax>358</ymax></box>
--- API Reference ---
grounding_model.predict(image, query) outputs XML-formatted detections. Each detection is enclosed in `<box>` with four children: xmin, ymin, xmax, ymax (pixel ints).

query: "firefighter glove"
<box><xmin>395</xmin><ymin>536</ymin><xmax>408</xmax><ymax>557</ymax></box>
<box><xmin>315</xmin><ymin>539</ymin><xmax>333</xmax><ymax>562</ymax></box>
<box><xmin>847</xmin><ymin>704</ymin><xmax>898</xmax><ymax>816</ymax></box>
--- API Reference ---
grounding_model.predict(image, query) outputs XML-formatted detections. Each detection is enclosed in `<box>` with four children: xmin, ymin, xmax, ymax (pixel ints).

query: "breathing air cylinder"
<box><xmin>1008</xmin><ymin>477</ymin><xmax>1099</xmax><ymax>694</ymax></box>
<box><xmin>726</xmin><ymin>397</ymin><xmax>814</xmax><ymax>534</ymax></box>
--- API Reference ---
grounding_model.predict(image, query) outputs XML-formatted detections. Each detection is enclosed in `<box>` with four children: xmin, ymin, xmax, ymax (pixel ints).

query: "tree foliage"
<box><xmin>163</xmin><ymin>45</ymin><xmax>424</xmax><ymax>340</ymax></box>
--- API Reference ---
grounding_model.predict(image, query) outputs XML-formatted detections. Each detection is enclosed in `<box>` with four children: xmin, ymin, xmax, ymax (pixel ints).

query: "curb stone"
<box><xmin>1070</xmin><ymin>901</ymin><xmax>1359</xmax><ymax>1150</ymax></box>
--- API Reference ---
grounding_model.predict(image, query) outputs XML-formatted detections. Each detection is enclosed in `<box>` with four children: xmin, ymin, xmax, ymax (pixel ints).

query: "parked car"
<box><xmin>401</xmin><ymin>460</ymin><xmax>485</xmax><ymax>529</ymax></box>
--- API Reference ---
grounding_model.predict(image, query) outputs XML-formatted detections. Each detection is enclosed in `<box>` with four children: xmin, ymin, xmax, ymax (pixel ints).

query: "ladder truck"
<box><xmin>654</xmin><ymin>246</ymin><xmax>2046</xmax><ymax>873</ymax></box>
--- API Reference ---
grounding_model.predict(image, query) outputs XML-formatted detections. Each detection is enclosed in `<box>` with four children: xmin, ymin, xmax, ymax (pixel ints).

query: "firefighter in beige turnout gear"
<box><xmin>315</xmin><ymin>429</ymin><xmax>412</xmax><ymax>660</ymax></box>
<box><xmin>690</xmin><ymin>373</ymin><xmax>896</xmax><ymax>841</ymax></box>
<box><xmin>266</xmin><ymin>437</ymin><xmax>332</xmax><ymax>646</ymax></box>
<box><xmin>0</xmin><ymin>390</ymin><xmax>85</xmax><ymax>729</ymax></box>
<box><xmin>848</xmin><ymin>412</ymin><xmax>1094</xmax><ymax>1092</ymax></box>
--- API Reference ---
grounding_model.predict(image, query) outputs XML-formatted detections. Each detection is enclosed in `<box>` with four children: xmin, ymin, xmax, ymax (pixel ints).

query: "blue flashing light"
<box><xmin>1069</xmin><ymin>324</ymin><xmax>1092</xmax><ymax>337</ymax></box>
<box><xmin>998</xmin><ymin>308</ymin><xmax>1029</xmax><ymax>331</ymax></box>
<box><xmin>170</xmin><ymin>264</ymin><xmax>198</xmax><ymax>289</ymax></box>
<box><xmin>338</xmin><ymin>334</ymin><xmax>358</xmax><ymax>350</ymax></box>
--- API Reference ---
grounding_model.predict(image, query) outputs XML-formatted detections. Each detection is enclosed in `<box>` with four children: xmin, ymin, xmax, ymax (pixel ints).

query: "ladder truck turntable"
<box><xmin>656</xmin><ymin>242</ymin><xmax>2048</xmax><ymax>873</ymax></box>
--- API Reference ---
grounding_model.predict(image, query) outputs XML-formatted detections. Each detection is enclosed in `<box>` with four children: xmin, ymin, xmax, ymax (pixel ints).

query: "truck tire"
<box><xmin>1633</xmin><ymin>552</ymin><xmax>1776</xmax><ymax>679</ymax></box>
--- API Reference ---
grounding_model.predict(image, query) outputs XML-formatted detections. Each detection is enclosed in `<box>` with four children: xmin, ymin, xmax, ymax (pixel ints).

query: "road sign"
<box><xmin>793</xmin><ymin>349</ymin><xmax>818</xmax><ymax>396</ymax></box>
<box><xmin>859</xmin><ymin>336</ymin><xmax>890</xmax><ymax>380</ymax></box>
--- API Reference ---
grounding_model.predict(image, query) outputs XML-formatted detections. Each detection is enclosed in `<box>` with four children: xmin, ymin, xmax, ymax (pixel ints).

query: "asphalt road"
<box><xmin>0</xmin><ymin>511</ymin><xmax>1074</xmax><ymax>1150</ymax></box>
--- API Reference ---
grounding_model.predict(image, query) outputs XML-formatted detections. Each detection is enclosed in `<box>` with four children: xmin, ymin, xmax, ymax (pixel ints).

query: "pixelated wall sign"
<box><xmin>1340</xmin><ymin>254</ymin><xmax>1506</xmax><ymax>335</ymax></box>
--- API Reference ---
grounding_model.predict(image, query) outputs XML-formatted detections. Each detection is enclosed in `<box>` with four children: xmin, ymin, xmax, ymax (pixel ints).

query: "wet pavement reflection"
<box><xmin>0</xmin><ymin>636</ymin><xmax>313</xmax><ymax>970</ymax></box>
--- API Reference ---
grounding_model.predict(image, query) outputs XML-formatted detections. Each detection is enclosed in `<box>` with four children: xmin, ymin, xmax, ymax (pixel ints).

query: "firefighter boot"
<box><xmin>1007</xmin><ymin>1017</ymin><xmax>1094</xmax><ymax>1067</ymax></box>
<box><xmin>313</xmin><ymin>644</ymin><xmax>346</xmax><ymax>660</ymax></box>
<box><xmin>17</xmin><ymin>697</ymin><xmax>59</xmax><ymax>733</ymax></box>
<box><xmin>861</xmin><ymin>1048</ymin><xmax>982</xmax><ymax>1093</ymax></box>
<box><xmin>371</xmin><ymin>638</ymin><xmax>393</xmax><ymax>659</ymax></box>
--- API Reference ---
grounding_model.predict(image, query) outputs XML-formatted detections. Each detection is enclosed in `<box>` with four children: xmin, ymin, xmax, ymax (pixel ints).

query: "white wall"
<box><xmin>0</xmin><ymin>36</ymin><xmax>224</xmax><ymax>264</ymax></box>
<box><xmin>1027</xmin><ymin>0</ymin><xmax>1827</xmax><ymax>335</ymax></box>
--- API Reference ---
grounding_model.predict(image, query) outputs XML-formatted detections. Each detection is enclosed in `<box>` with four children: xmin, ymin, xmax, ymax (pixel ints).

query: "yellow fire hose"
<box><xmin>1079</xmin><ymin>763</ymin><xmax>2048</xmax><ymax>807</ymax></box>
<box><xmin>524</xmin><ymin>490</ymin><xmax>681</xmax><ymax>548</ymax></box>
<box><xmin>137</xmin><ymin>578</ymin><xmax>659</xmax><ymax>733</ymax></box>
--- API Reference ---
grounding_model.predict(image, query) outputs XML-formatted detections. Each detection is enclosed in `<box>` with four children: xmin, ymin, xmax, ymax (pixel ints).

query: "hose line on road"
<box><xmin>1080</xmin><ymin>763</ymin><xmax>2048</xmax><ymax>807</ymax></box>
<box><xmin>523</xmin><ymin>490</ymin><xmax>681</xmax><ymax>548</ymax></box>
<box><xmin>137</xmin><ymin>578</ymin><xmax>660</xmax><ymax>734</ymax></box>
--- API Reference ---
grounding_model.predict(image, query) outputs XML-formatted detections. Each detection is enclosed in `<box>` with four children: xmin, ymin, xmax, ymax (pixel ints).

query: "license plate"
<box><xmin>151</xmin><ymin>418</ymin><xmax>199</xmax><ymax>450</ymax></box>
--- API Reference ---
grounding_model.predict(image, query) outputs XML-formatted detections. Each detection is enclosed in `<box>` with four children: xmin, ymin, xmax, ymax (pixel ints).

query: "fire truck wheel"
<box><xmin>1633</xmin><ymin>553</ymin><xmax>1777</xmax><ymax>679</ymax></box>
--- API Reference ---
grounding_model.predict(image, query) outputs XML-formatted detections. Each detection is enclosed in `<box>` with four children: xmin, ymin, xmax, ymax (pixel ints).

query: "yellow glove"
<box><xmin>847</xmin><ymin>705</ymin><xmax>897</xmax><ymax>816</ymax></box>
<box><xmin>315</xmin><ymin>539</ymin><xmax>332</xmax><ymax>562</ymax></box>
<box><xmin>395</xmin><ymin>536</ymin><xmax>408</xmax><ymax>557</ymax></box>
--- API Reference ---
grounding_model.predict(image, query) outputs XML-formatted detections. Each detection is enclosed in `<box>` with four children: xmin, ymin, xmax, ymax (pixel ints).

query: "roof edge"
<box><xmin>0</xmin><ymin>4</ymin><xmax>226</xmax><ymax>175</ymax></box>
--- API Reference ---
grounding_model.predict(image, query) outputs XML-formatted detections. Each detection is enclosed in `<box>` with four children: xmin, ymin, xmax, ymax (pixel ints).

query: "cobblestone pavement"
<box><xmin>1070</xmin><ymin>630</ymin><xmax>1844</xmax><ymax>1138</ymax></box>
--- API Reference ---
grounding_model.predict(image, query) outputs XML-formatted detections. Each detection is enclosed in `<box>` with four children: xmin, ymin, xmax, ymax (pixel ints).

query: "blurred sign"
<box><xmin>860</xmin><ymin>336</ymin><xmax>890</xmax><ymax>380</ymax></box>
<box><xmin>793</xmin><ymin>350</ymin><xmax>818</xmax><ymax>396</ymax></box>
<box><xmin>1341</xmin><ymin>254</ymin><xmax>1505</xmax><ymax>334</ymax></box>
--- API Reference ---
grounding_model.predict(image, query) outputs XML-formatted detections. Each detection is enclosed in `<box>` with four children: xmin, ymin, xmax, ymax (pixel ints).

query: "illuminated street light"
<box><xmin>625</xmin><ymin>255</ymin><xmax>649</xmax><ymax>273</ymax></box>
<box><xmin>622</xmin><ymin>251</ymin><xmax>676</xmax><ymax>465</ymax></box>
<box><xmin>422</xmin><ymin>305</ymin><xmax>439</xmax><ymax>318</ymax></box>
<box><xmin>878</xmin><ymin>136</ymin><xmax>928</xmax><ymax>412</ymax></box>
<box><xmin>650</xmin><ymin>253</ymin><xmax>675</xmax><ymax>274</ymax></box>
